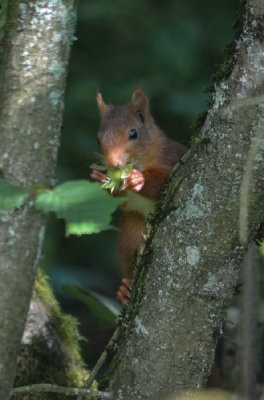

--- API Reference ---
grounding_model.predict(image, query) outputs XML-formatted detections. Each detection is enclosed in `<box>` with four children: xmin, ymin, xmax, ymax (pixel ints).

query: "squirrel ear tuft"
<box><xmin>129</xmin><ymin>90</ymin><xmax>149</xmax><ymax>117</ymax></box>
<box><xmin>97</xmin><ymin>93</ymin><xmax>109</xmax><ymax>116</ymax></box>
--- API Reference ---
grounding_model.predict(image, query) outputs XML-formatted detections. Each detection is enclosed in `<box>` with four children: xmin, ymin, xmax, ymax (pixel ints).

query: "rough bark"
<box><xmin>0</xmin><ymin>1</ymin><xmax>77</xmax><ymax>399</ymax></box>
<box><xmin>104</xmin><ymin>1</ymin><xmax>264</xmax><ymax>399</ymax></box>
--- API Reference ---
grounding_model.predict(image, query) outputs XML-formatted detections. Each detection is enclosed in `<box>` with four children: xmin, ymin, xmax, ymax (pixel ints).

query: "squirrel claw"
<box><xmin>117</xmin><ymin>278</ymin><xmax>133</xmax><ymax>305</ymax></box>
<box><xmin>117</xmin><ymin>290</ymin><xmax>129</xmax><ymax>305</ymax></box>
<box><xmin>122</xmin><ymin>278</ymin><xmax>133</xmax><ymax>290</ymax></box>
<box><xmin>90</xmin><ymin>168</ymin><xmax>108</xmax><ymax>183</ymax></box>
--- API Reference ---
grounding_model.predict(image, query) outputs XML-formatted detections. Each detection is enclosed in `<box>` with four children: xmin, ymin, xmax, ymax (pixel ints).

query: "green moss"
<box><xmin>212</xmin><ymin>58</ymin><xmax>234</xmax><ymax>84</ymax></box>
<box><xmin>191</xmin><ymin>110</ymin><xmax>208</xmax><ymax>134</ymax></box>
<box><xmin>14</xmin><ymin>269</ymin><xmax>88</xmax><ymax>400</ymax></box>
<box><xmin>5</xmin><ymin>0</ymin><xmax>20</xmax><ymax>34</ymax></box>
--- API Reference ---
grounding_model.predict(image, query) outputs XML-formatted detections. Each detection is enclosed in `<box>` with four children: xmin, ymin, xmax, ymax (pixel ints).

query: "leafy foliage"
<box><xmin>35</xmin><ymin>181</ymin><xmax>124</xmax><ymax>235</ymax></box>
<box><xmin>0</xmin><ymin>179</ymin><xmax>30</xmax><ymax>211</ymax></box>
<box><xmin>0</xmin><ymin>179</ymin><xmax>123</xmax><ymax>236</ymax></box>
<box><xmin>63</xmin><ymin>285</ymin><xmax>120</xmax><ymax>326</ymax></box>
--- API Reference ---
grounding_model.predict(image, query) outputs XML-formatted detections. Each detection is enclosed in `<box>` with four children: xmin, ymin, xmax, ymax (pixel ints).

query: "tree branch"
<box><xmin>103</xmin><ymin>1</ymin><xmax>264</xmax><ymax>399</ymax></box>
<box><xmin>77</xmin><ymin>328</ymin><xmax>120</xmax><ymax>400</ymax></box>
<box><xmin>11</xmin><ymin>383</ymin><xmax>112</xmax><ymax>399</ymax></box>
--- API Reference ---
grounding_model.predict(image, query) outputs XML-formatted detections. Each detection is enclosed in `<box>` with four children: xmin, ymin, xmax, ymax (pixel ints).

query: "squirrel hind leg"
<box><xmin>117</xmin><ymin>211</ymin><xmax>146</xmax><ymax>278</ymax></box>
<box><xmin>117</xmin><ymin>211</ymin><xmax>146</xmax><ymax>304</ymax></box>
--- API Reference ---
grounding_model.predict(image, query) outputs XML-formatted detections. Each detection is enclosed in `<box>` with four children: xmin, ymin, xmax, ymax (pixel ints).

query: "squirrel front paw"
<box><xmin>117</xmin><ymin>278</ymin><xmax>133</xmax><ymax>305</ymax></box>
<box><xmin>90</xmin><ymin>167</ymin><xmax>108</xmax><ymax>183</ymax></box>
<box><xmin>125</xmin><ymin>169</ymin><xmax>145</xmax><ymax>192</ymax></box>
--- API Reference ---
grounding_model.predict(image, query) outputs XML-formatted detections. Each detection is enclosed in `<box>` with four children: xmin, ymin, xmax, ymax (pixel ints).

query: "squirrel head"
<box><xmin>96</xmin><ymin>90</ymin><xmax>156</xmax><ymax>169</ymax></box>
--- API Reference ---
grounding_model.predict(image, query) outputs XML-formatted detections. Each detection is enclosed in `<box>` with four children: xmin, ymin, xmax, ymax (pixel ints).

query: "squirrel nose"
<box><xmin>105</xmin><ymin>151</ymin><xmax>125</xmax><ymax>168</ymax></box>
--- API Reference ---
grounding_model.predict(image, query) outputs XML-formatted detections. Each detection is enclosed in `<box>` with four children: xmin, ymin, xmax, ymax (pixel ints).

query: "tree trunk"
<box><xmin>103</xmin><ymin>1</ymin><xmax>264</xmax><ymax>399</ymax></box>
<box><xmin>0</xmin><ymin>1</ymin><xmax>77</xmax><ymax>399</ymax></box>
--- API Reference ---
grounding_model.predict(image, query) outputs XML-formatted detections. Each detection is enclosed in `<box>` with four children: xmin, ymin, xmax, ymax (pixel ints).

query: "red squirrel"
<box><xmin>91</xmin><ymin>90</ymin><xmax>188</xmax><ymax>304</ymax></box>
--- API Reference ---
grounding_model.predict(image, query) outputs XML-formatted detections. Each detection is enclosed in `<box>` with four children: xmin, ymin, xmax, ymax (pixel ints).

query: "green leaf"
<box><xmin>63</xmin><ymin>285</ymin><xmax>121</xmax><ymax>326</ymax></box>
<box><xmin>35</xmin><ymin>180</ymin><xmax>124</xmax><ymax>235</ymax></box>
<box><xmin>0</xmin><ymin>179</ymin><xmax>30</xmax><ymax>212</ymax></box>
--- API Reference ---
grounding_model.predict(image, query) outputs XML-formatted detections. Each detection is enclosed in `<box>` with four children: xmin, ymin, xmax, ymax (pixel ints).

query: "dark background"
<box><xmin>42</xmin><ymin>0</ymin><xmax>238</xmax><ymax>373</ymax></box>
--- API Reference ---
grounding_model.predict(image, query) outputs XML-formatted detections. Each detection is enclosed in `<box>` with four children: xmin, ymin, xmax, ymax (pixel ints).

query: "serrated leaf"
<box><xmin>63</xmin><ymin>285</ymin><xmax>121</xmax><ymax>326</ymax></box>
<box><xmin>35</xmin><ymin>180</ymin><xmax>124</xmax><ymax>235</ymax></box>
<box><xmin>0</xmin><ymin>179</ymin><xmax>30</xmax><ymax>212</ymax></box>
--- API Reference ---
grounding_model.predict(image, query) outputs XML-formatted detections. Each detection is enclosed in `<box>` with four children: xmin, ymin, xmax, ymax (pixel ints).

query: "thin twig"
<box><xmin>77</xmin><ymin>327</ymin><xmax>120</xmax><ymax>400</ymax></box>
<box><xmin>11</xmin><ymin>383</ymin><xmax>113</xmax><ymax>398</ymax></box>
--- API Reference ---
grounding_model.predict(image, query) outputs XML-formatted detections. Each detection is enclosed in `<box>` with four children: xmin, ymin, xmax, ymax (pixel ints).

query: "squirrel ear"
<box><xmin>97</xmin><ymin>93</ymin><xmax>109</xmax><ymax>116</ymax></box>
<box><xmin>129</xmin><ymin>90</ymin><xmax>149</xmax><ymax>120</ymax></box>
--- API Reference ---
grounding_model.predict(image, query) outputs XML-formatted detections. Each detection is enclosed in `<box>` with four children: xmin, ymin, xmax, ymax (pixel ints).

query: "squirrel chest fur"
<box><xmin>91</xmin><ymin>89</ymin><xmax>188</xmax><ymax>303</ymax></box>
<box><xmin>124</xmin><ymin>190</ymin><xmax>155</xmax><ymax>218</ymax></box>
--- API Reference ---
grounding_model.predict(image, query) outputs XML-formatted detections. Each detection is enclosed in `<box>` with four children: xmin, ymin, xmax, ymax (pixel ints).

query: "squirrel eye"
<box><xmin>129</xmin><ymin>128</ymin><xmax>138</xmax><ymax>140</ymax></box>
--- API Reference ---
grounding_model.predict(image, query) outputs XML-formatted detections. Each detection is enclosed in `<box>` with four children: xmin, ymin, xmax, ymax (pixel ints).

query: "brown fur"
<box><xmin>93</xmin><ymin>90</ymin><xmax>188</xmax><ymax>281</ymax></box>
<box><xmin>118</xmin><ymin>211</ymin><xmax>146</xmax><ymax>278</ymax></box>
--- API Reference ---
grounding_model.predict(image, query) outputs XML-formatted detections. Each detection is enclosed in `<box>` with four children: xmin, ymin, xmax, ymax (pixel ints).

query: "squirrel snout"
<box><xmin>104</xmin><ymin>150</ymin><xmax>128</xmax><ymax>168</ymax></box>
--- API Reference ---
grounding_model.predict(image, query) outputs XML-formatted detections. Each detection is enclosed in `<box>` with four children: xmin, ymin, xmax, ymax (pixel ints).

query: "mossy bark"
<box><xmin>0</xmin><ymin>1</ymin><xmax>78</xmax><ymax>399</ymax></box>
<box><xmin>103</xmin><ymin>1</ymin><xmax>264</xmax><ymax>399</ymax></box>
<box><xmin>13</xmin><ymin>269</ymin><xmax>87</xmax><ymax>400</ymax></box>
